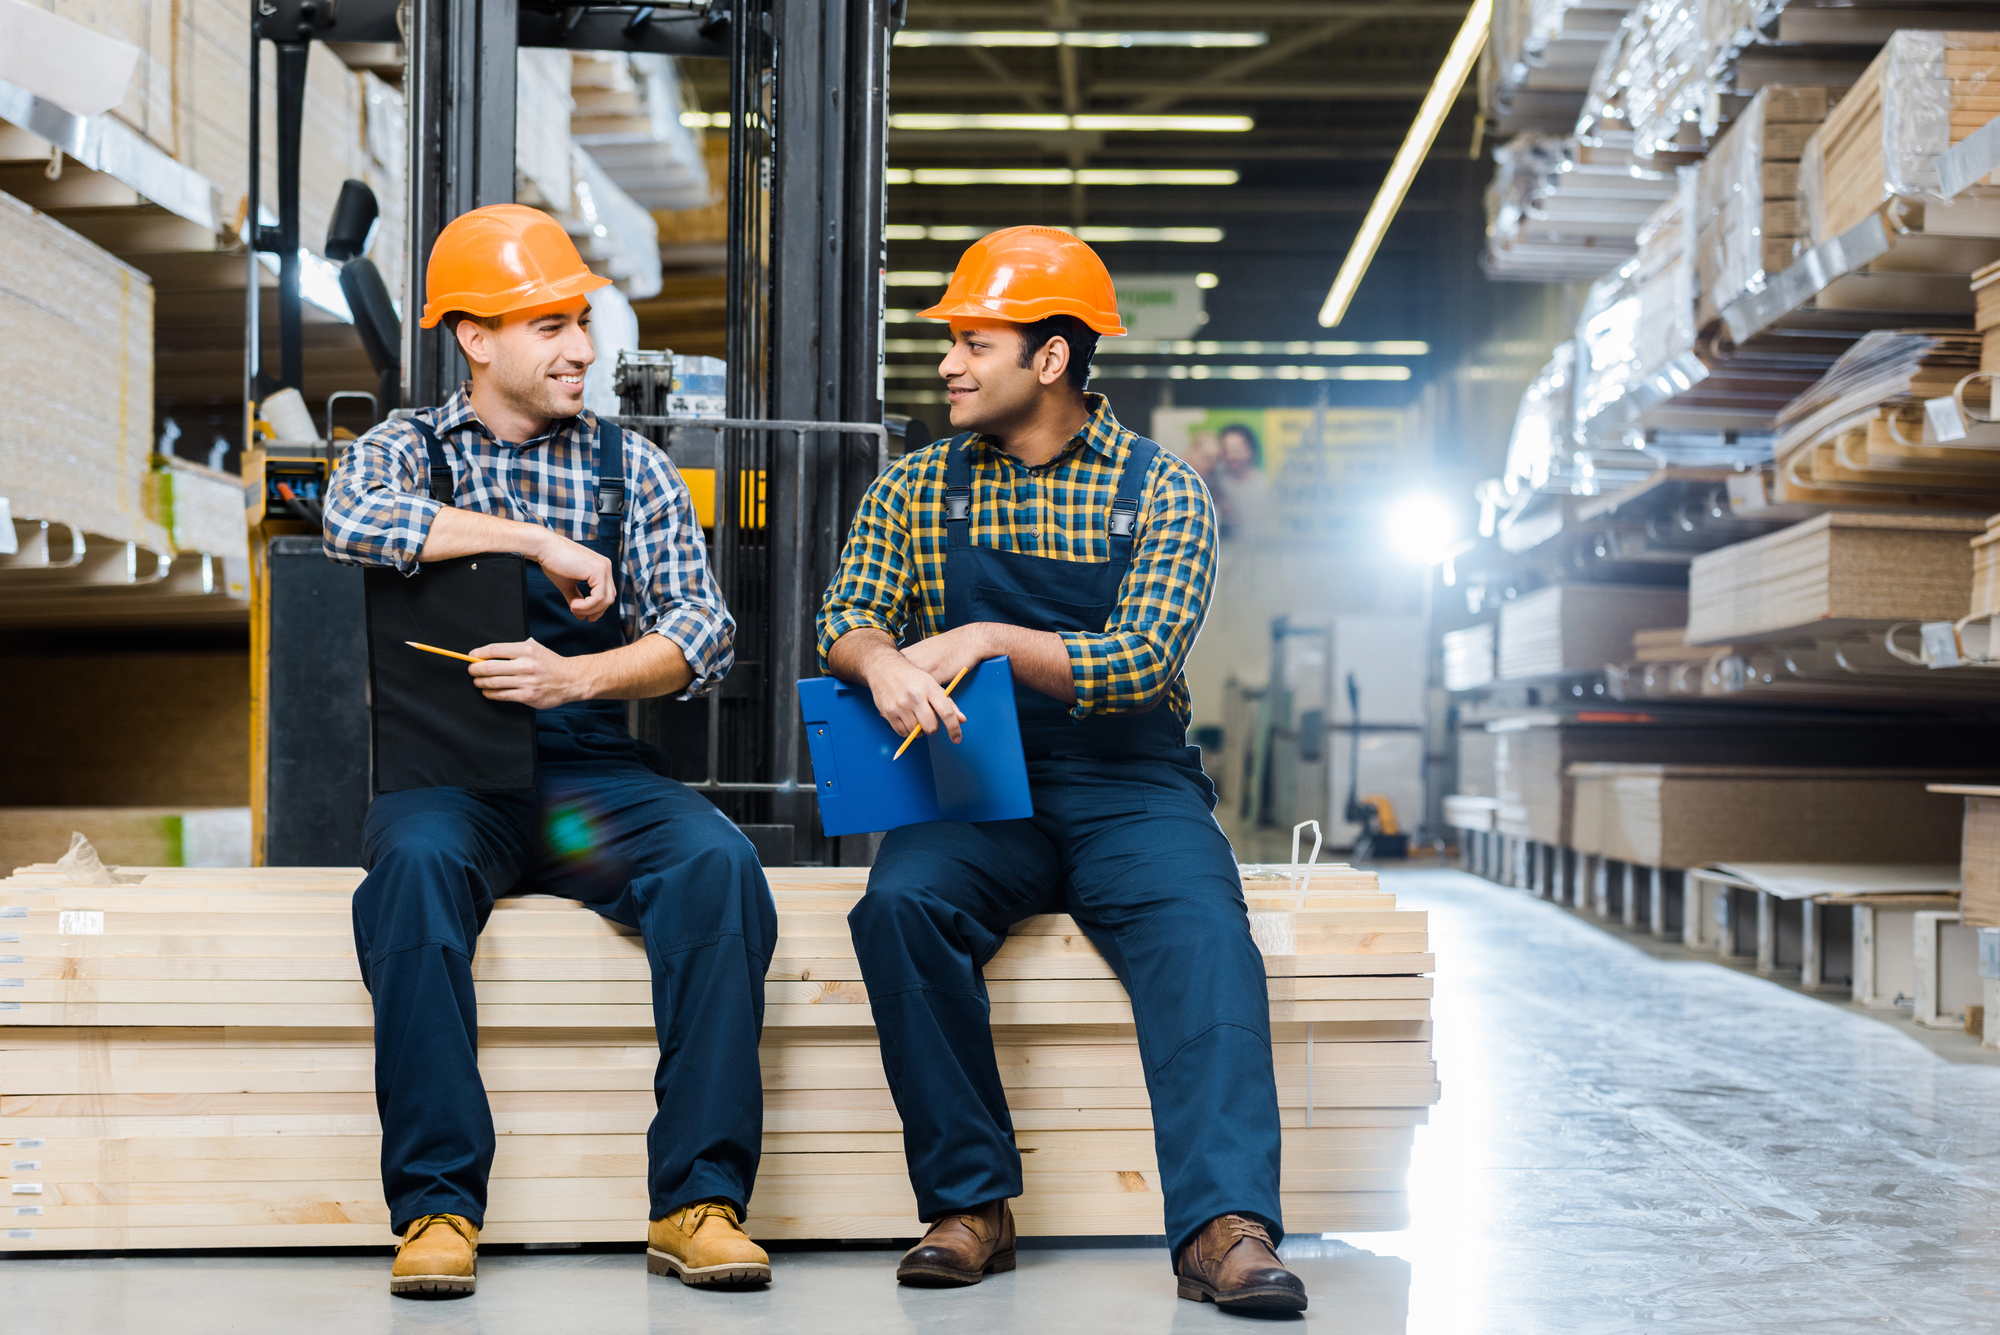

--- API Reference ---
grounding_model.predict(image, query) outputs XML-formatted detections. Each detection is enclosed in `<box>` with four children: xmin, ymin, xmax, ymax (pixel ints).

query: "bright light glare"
<box><xmin>894</xmin><ymin>30</ymin><xmax>1266</xmax><ymax>48</ymax></box>
<box><xmin>679</xmin><ymin>110</ymin><xmax>731</xmax><ymax>128</ymax></box>
<box><xmin>1386</xmin><ymin>493</ymin><xmax>1459</xmax><ymax>564</ymax></box>
<box><xmin>1318</xmin><ymin>0</ymin><xmax>1490</xmax><ymax>327</ymax></box>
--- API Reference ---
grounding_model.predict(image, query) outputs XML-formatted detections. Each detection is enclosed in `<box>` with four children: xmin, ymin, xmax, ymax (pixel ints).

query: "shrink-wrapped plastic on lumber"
<box><xmin>1693</xmin><ymin>86</ymin><xmax>1842</xmax><ymax>324</ymax></box>
<box><xmin>1502</xmin><ymin>343</ymin><xmax>1578</xmax><ymax>490</ymax></box>
<box><xmin>1799</xmin><ymin>32</ymin><xmax>2000</xmax><ymax>245</ymax></box>
<box><xmin>1573</xmin><ymin>174</ymin><xmax>1697</xmax><ymax>439</ymax></box>
<box><xmin>0</xmin><ymin>191</ymin><xmax>158</xmax><ymax>550</ymax></box>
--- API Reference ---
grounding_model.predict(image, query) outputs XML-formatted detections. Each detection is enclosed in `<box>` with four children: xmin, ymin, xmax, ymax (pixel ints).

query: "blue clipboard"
<box><xmin>797</xmin><ymin>656</ymin><xmax>1034</xmax><ymax>836</ymax></box>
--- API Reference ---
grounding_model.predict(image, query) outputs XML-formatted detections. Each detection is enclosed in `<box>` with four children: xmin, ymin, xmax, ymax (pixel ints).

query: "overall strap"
<box><xmin>942</xmin><ymin>433</ymin><xmax>974</xmax><ymax>551</ymax></box>
<box><xmin>1106</xmin><ymin>436</ymin><xmax>1160</xmax><ymax>562</ymax></box>
<box><xmin>407</xmin><ymin>416</ymin><xmax>456</xmax><ymax>505</ymax></box>
<box><xmin>593</xmin><ymin>414</ymin><xmax>626</xmax><ymax>559</ymax></box>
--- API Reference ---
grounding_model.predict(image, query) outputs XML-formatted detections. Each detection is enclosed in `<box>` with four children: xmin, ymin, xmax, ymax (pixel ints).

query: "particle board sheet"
<box><xmin>0</xmin><ymin>865</ymin><xmax>1436</xmax><ymax>1249</ymax></box>
<box><xmin>1496</xmin><ymin>584</ymin><xmax>1690</xmax><ymax>680</ymax></box>
<box><xmin>1568</xmin><ymin>765</ymin><xmax>1970</xmax><ymax>869</ymax></box>
<box><xmin>1442</xmin><ymin>623</ymin><xmax>1497</xmax><ymax>692</ymax></box>
<box><xmin>1929</xmin><ymin>784</ymin><xmax>2000</xmax><ymax>927</ymax></box>
<box><xmin>1684</xmin><ymin>512</ymin><xmax>1984</xmax><ymax>643</ymax></box>
<box><xmin>0</xmin><ymin>190</ymin><xmax>156</xmax><ymax>551</ymax></box>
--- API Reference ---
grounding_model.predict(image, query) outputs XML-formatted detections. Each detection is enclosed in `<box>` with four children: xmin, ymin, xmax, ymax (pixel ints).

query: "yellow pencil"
<box><xmin>406</xmin><ymin>640</ymin><xmax>488</xmax><ymax>664</ymax></box>
<box><xmin>893</xmin><ymin>665</ymin><xmax>970</xmax><ymax>760</ymax></box>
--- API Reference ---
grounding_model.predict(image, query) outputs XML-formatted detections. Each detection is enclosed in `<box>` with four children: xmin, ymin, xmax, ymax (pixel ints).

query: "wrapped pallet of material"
<box><xmin>1976</xmin><ymin>258</ymin><xmax>2000</xmax><ymax>371</ymax></box>
<box><xmin>516</xmin><ymin>48</ymin><xmax>576</xmax><ymax>212</ymax></box>
<box><xmin>1573</xmin><ymin>174</ymin><xmax>1697</xmax><ymax>440</ymax></box>
<box><xmin>1693</xmin><ymin>86</ymin><xmax>1843</xmax><ymax>325</ymax></box>
<box><xmin>39</xmin><ymin>0</ymin><xmax>176</xmax><ymax>145</ymax></box>
<box><xmin>1621</xmin><ymin>0</ymin><xmax>1710</xmax><ymax>164</ymax></box>
<box><xmin>570</xmin><ymin>52</ymin><xmax>711</xmax><ymax>211</ymax></box>
<box><xmin>0</xmin><ymin>190</ymin><xmax>158</xmax><ymax>551</ymax></box>
<box><xmin>357</xmin><ymin>71</ymin><xmax>407</xmax><ymax>310</ymax></box>
<box><xmin>1502</xmin><ymin>342</ymin><xmax>1578</xmax><ymax>490</ymax></box>
<box><xmin>1485</xmin><ymin>0</ymin><xmax>1635</xmax><ymax>135</ymax></box>
<box><xmin>1799</xmin><ymin>32</ymin><xmax>2000</xmax><ymax>246</ymax></box>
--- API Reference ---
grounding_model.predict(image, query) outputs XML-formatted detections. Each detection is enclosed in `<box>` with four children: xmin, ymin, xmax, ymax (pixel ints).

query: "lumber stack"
<box><xmin>1442</xmin><ymin>623</ymin><xmax>1497</xmax><ymax>691</ymax></box>
<box><xmin>1497</xmin><ymin>583</ymin><xmax>1690</xmax><ymax>679</ymax></box>
<box><xmin>1930</xmin><ymin>784</ymin><xmax>2000</xmax><ymax>927</ymax></box>
<box><xmin>1694</xmin><ymin>86</ymin><xmax>1843</xmax><ymax>325</ymax></box>
<box><xmin>0</xmin><ymin>865</ymin><xmax>1437</xmax><ymax>1251</ymax></box>
<box><xmin>1685</xmin><ymin>511</ymin><xmax>1982</xmax><ymax>643</ymax></box>
<box><xmin>1569</xmin><ymin>764</ymin><xmax>1968</xmax><ymax>868</ymax></box>
<box><xmin>1978</xmin><ymin>258</ymin><xmax>2000</xmax><ymax>371</ymax></box>
<box><xmin>1769</xmin><ymin>329</ymin><xmax>2000</xmax><ymax>508</ymax></box>
<box><xmin>1799</xmin><ymin>32</ymin><xmax>2000</xmax><ymax>246</ymax></box>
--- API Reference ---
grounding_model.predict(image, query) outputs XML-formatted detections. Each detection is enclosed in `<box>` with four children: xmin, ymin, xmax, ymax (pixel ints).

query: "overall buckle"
<box><xmin>596</xmin><ymin>480</ymin><xmax>627</xmax><ymax>517</ymax></box>
<box><xmin>944</xmin><ymin>488</ymin><xmax>973</xmax><ymax>522</ymax></box>
<box><xmin>1107</xmin><ymin>500</ymin><xmax>1139</xmax><ymax>538</ymax></box>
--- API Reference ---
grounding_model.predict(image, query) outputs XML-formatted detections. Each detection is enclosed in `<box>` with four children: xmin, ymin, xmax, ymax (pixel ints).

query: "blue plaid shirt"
<box><xmin>324</xmin><ymin>387</ymin><xmax>734</xmax><ymax>696</ymax></box>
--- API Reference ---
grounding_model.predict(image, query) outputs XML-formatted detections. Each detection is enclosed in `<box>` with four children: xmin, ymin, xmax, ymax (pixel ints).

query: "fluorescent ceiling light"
<box><xmin>890</xmin><ymin>113</ymin><xmax>1253</xmax><ymax>132</ymax></box>
<box><xmin>679</xmin><ymin>110</ymin><xmax>731</xmax><ymax>128</ymax></box>
<box><xmin>1319</xmin><ymin>0</ymin><xmax>1489</xmax><ymax>327</ymax></box>
<box><xmin>884</xmin><ymin>364</ymin><xmax>1412</xmax><ymax>381</ymax></box>
<box><xmin>886</xmin><ymin>168</ymin><xmax>1238</xmax><ymax>186</ymax></box>
<box><xmin>885</xmin><ymin>225</ymin><xmax>1225</xmax><ymax>242</ymax></box>
<box><xmin>895</xmin><ymin>31</ymin><xmax>1266</xmax><ymax>48</ymax></box>
<box><xmin>1195</xmin><ymin>272</ymin><xmax>1219</xmax><ymax>289</ymax></box>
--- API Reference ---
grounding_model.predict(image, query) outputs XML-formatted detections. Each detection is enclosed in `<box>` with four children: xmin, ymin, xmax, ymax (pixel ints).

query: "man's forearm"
<box><xmin>420</xmin><ymin>507</ymin><xmax>553</xmax><ymax>563</ymax></box>
<box><xmin>975</xmin><ymin>623</ymin><xmax>1074</xmax><ymax>703</ymax></box>
<box><xmin>578</xmin><ymin>633</ymin><xmax>695</xmax><ymax>700</ymax></box>
<box><xmin>826</xmin><ymin>627</ymin><xmax>905</xmax><ymax>687</ymax></box>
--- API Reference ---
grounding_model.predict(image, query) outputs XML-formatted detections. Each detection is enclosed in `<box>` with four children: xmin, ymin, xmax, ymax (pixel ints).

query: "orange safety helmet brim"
<box><xmin>919</xmin><ymin>225</ymin><xmax>1126</xmax><ymax>337</ymax></box>
<box><xmin>418</xmin><ymin>203</ymin><xmax>613</xmax><ymax>329</ymax></box>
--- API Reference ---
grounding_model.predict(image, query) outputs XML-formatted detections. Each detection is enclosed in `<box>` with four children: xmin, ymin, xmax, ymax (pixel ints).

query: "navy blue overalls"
<box><xmin>350</xmin><ymin>413</ymin><xmax>776</xmax><ymax>1235</ymax></box>
<box><xmin>847</xmin><ymin>431</ymin><xmax>1284</xmax><ymax>1260</ymax></box>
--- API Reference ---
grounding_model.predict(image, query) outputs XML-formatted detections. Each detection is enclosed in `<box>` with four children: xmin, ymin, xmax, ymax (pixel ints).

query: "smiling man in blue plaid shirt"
<box><xmin>818</xmin><ymin>228</ymin><xmax>1304</xmax><ymax>1313</ymax></box>
<box><xmin>323</xmin><ymin>205</ymin><xmax>776</xmax><ymax>1298</ymax></box>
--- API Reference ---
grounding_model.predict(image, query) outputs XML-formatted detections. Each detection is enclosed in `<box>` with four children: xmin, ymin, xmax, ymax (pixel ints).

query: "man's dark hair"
<box><xmin>1017</xmin><ymin>314</ymin><xmax>1099</xmax><ymax>393</ymax></box>
<box><xmin>441</xmin><ymin>311</ymin><xmax>503</xmax><ymax>335</ymax></box>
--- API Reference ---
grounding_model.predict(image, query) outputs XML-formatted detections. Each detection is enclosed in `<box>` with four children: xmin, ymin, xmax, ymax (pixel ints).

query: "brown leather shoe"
<box><xmin>896</xmin><ymin>1199</ymin><xmax>1016</xmax><ymax>1287</ymax></box>
<box><xmin>390</xmin><ymin>1213</ymin><xmax>478</xmax><ymax>1297</ymax></box>
<box><xmin>1175</xmin><ymin>1214</ymin><xmax>1307</xmax><ymax>1313</ymax></box>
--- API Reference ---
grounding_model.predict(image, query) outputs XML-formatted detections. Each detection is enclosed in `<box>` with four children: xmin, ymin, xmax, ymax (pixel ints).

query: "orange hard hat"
<box><xmin>919</xmin><ymin>226</ymin><xmax>1125</xmax><ymax>336</ymax></box>
<box><xmin>418</xmin><ymin>203</ymin><xmax>611</xmax><ymax>329</ymax></box>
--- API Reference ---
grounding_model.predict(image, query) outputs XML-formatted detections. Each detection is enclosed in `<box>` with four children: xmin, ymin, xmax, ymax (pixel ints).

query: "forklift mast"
<box><xmin>246</xmin><ymin>1</ymin><xmax>896</xmax><ymax>867</ymax></box>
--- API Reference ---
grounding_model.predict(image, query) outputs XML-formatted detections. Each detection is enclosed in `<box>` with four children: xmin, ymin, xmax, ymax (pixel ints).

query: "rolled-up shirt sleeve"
<box><xmin>322</xmin><ymin>420</ymin><xmax>442</xmax><ymax>573</ymax></box>
<box><xmin>625</xmin><ymin>445</ymin><xmax>735</xmax><ymax>698</ymax></box>
<box><xmin>816</xmin><ymin>459</ymin><xmax>923</xmax><ymax>668</ymax></box>
<box><xmin>1060</xmin><ymin>455</ymin><xmax>1217</xmax><ymax>719</ymax></box>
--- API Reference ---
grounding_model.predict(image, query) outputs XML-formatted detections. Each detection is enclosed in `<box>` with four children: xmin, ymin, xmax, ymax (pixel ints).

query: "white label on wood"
<box><xmin>57</xmin><ymin>911</ymin><xmax>103</xmax><ymax>935</ymax></box>
<box><xmin>0</xmin><ymin>934</ymin><xmax>17</xmax><ymax>942</ymax></box>
<box><xmin>13</xmin><ymin>1206</ymin><xmax>42</xmax><ymax>1216</ymax></box>
<box><xmin>10</xmin><ymin>1141</ymin><xmax>43</xmax><ymax>1150</ymax></box>
<box><xmin>10</xmin><ymin>1162</ymin><xmax>39</xmax><ymax>1172</ymax></box>
<box><xmin>5</xmin><ymin>1228</ymin><xmax>33</xmax><ymax>1239</ymax></box>
<box><xmin>0</xmin><ymin>908</ymin><xmax>23</xmax><ymax>919</ymax></box>
<box><xmin>0</xmin><ymin>1003</ymin><xmax>17</xmax><ymax>1011</ymax></box>
<box><xmin>0</xmin><ymin>979</ymin><xmax>19</xmax><ymax>987</ymax></box>
<box><xmin>0</xmin><ymin>956</ymin><xmax>20</xmax><ymax>964</ymax></box>
<box><xmin>10</xmin><ymin>1184</ymin><xmax>42</xmax><ymax>1195</ymax></box>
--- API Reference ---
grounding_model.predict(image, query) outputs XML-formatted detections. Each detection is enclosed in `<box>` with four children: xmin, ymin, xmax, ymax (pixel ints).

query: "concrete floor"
<box><xmin>12</xmin><ymin>867</ymin><xmax>2000</xmax><ymax>1333</ymax></box>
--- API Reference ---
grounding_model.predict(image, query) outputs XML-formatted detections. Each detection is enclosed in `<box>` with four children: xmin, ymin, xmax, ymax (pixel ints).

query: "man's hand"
<box><xmin>467</xmin><ymin>638</ymin><xmax>590</xmax><ymax>709</ymax></box>
<box><xmin>528</xmin><ymin>531</ymin><xmax>615</xmax><ymax>622</ymax></box>
<box><xmin>826</xmin><ymin>627</ymin><xmax>976</xmax><ymax>744</ymax></box>
<box><xmin>900</xmin><ymin>623</ymin><xmax>996</xmax><ymax>686</ymax></box>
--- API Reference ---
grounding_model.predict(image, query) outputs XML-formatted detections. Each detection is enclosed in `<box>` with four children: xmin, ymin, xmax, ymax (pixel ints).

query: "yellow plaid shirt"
<box><xmin>816</xmin><ymin>394</ymin><xmax>1215</xmax><ymax>726</ymax></box>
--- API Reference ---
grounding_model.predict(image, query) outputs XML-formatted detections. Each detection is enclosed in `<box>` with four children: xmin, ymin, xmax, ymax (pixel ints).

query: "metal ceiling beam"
<box><xmin>1126</xmin><ymin>17</ymin><xmax>1370</xmax><ymax>113</ymax></box>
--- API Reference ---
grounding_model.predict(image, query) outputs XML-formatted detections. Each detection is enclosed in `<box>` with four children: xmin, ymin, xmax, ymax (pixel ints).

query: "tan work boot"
<box><xmin>390</xmin><ymin>1213</ymin><xmax>479</xmax><ymax>1297</ymax></box>
<box><xmin>896</xmin><ymin>1200</ymin><xmax>1016</xmax><ymax>1287</ymax></box>
<box><xmin>647</xmin><ymin>1200</ymin><xmax>772</xmax><ymax>1287</ymax></box>
<box><xmin>1175</xmin><ymin>1214</ymin><xmax>1307</xmax><ymax>1313</ymax></box>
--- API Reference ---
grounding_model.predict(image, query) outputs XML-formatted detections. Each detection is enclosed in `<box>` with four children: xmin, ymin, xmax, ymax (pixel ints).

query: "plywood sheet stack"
<box><xmin>1442</xmin><ymin>623</ymin><xmax>1497</xmax><ymax>691</ymax></box>
<box><xmin>1799</xmin><ymin>31</ymin><xmax>2000</xmax><ymax>246</ymax></box>
<box><xmin>1931</xmin><ymin>784</ymin><xmax>2000</xmax><ymax>926</ymax></box>
<box><xmin>0</xmin><ymin>190</ymin><xmax>156</xmax><ymax>551</ymax></box>
<box><xmin>0</xmin><ymin>865</ymin><xmax>1437</xmax><ymax>1250</ymax></box>
<box><xmin>1497</xmin><ymin>584</ymin><xmax>1690</xmax><ymax>678</ymax></box>
<box><xmin>1569</xmin><ymin>765</ymin><xmax>1968</xmax><ymax>868</ymax></box>
<box><xmin>1694</xmin><ymin>85</ymin><xmax>1843</xmax><ymax>325</ymax></box>
<box><xmin>1769</xmin><ymin>329</ymin><xmax>2000</xmax><ymax>508</ymax></box>
<box><xmin>1977</xmin><ymin>258</ymin><xmax>2000</xmax><ymax>371</ymax></box>
<box><xmin>1685</xmin><ymin>511</ymin><xmax>1982</xmax><ymax>642</ymax></box>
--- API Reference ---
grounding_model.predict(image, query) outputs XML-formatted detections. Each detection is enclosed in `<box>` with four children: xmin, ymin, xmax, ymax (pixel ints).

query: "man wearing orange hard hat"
<box><xmin>818</xmin><ymin>228</ymin><xmax>1305</xmax><ymax>1313</ymax></box>
<box><xmin>324</xmin><ymin>205</ymin><xmax>776</xmax><ymax>1298</ymax></box>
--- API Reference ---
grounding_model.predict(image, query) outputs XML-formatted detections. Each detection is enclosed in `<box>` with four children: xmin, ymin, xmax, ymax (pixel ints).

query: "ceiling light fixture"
<box><xmin>1317</xmin><ymin>0</ymin><xmax>1490</xmax><ymax>327</ymax></box>
<box><xmin>679</xmin><ymin>110</ymin><xmax>730</xmax><ymax>128</ymax></box>
<box><xmin>885</xmin><ymin>168</ymin><xmax>1238</xmax><ymax>186</ymax></box>
<box><xmin>889</xmin><ymin>113</ymin><xmax>1253</xmax><ymax>132</ymax></box>
<box><xmin>894</xmin><ymin>31</ymin><xmax>1266</xmax><ymax>49</ymax></box>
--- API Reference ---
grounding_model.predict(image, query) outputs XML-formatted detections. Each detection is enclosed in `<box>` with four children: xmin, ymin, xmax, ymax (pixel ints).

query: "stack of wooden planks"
<box><xmin>1694</xmin><ymin>86</ymin><xmax>1843</xmax><ymax>325</ymax></box>
<box><xmin>1497</xmin><ymin>584</ymin><xmax>1690</xmax><ymax>679</ymax></box>
<box><xmin>1570</xmin><ymin>765</ymin><xmax>1969</xmax><ymax>868</ymax></box>
<box><xmin>1979</xmin><ymin>258</ymin><xmax>2000</xmax><ymax>371</ymax></box>
<box><xmin>0</xmin><ymin>864</ymin><xmax>1438</xmax><ymax>1251</ymax></box>
<box><xmin>1769</xmin><ymin>330</ymin><xmax>2000</xmax><ymax>508</ymax></box>
<box><xmin>1799</xmin><ymin>31</ymin><xmax>2000</xmax><ymax>246</ymax></box>
<box><xmin>1931</xmin><ymin>784</ymin><xmax>2000</xmax><ymax>927</ymax></box>
<box><xmin>1685</xmin><ymin>511</ymin><xmax>1983</xmax><ymax>643</ymax></box>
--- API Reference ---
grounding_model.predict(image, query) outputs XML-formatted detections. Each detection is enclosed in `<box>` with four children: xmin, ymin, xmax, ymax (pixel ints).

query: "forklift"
<box><xmin>243</xmin><ymin>1</ymin><xmax>901</xmax><ymax>867</ymax></box>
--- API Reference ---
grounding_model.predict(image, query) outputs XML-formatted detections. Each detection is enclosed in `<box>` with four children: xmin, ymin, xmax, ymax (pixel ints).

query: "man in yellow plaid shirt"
<box><xmin>816</xmin><ymin>228</ymin><xmax>1305</xmax><ymax>1314</ymax></box>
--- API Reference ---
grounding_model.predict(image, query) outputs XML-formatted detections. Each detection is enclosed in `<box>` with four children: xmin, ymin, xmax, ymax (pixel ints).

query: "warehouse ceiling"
<box><xmin>688</xmin><ymin>0</ymin><xmax>1514</xmax><ymax>442</ymax></box>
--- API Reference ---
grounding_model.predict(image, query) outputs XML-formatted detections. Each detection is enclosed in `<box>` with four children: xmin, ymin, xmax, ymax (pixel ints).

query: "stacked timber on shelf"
<box><xmin>0</xmin><ymin>864</ymin><xmax>1438</xmax><ymax>1251</ymax></box>
<box><xmin>1695</xmin><ymin>86</ymin><xmax>1843</xmax><ymax>326</ymax></box>
<box><xmin>1442</xmin><ymin>623</ymin><xmax>1498</xmax><ymax>691</ymax></box>
<box><xmin>1570</xmin><ymin>765</ymin><xmax>1967</xmax><ymax>868</ymax></box>
<box><xmin>1979</xmin><ymin>259</ymin><xmax>2000</xmax><ymax>370</ymax></box>
<box><xmin>1769</xmin><ymin>329</ymin><xmax>1998</xmax><ymax>507</ymax></box>
<box><xmin>1496</xmin><ymin>583</ymin><xmax>1690</xmax><ymax>678</ymax></box>
<box><xmin>1685</xmin><ymin>510</ymin><xmax>1981</xmax><ymax>642</ymax></box>
<box><xmin>1932</xmin><ymin>783</ymin><xmax>2000</xmax><ymax>927</ymax></box>
<box><xmin>1485</xmin><ymin>0</ymin><xmax>1636</xmax><ymax>136</ymax></box>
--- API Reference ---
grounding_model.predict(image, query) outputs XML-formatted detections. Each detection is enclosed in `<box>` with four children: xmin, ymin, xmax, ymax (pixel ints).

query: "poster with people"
<box><xmin>1153</xmin><ymin>406</ymin><xmax>1406</xmax><ymax>541</ymax></box>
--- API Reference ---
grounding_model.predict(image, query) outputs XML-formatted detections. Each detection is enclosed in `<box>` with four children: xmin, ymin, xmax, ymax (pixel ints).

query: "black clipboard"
<box><xmin>364</xmin><ymin>553</ymin><xmax>537</xmax><ymax>793</ymax></box>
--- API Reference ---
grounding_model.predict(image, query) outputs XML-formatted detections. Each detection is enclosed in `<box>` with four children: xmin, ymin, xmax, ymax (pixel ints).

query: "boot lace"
<box><xmin>683</xmin><ymin>1201</ymin><xmax>741</xmax><ymax>1235</ymax></box>
<box><xmin>401</xmin><ymin>1213</ymin><xmax>474</xmax><ymax>1250</ymax></box>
